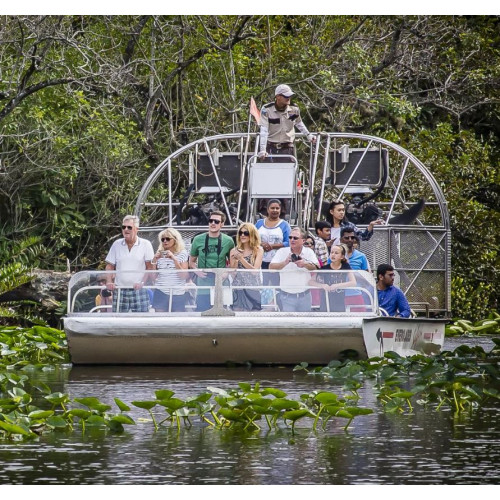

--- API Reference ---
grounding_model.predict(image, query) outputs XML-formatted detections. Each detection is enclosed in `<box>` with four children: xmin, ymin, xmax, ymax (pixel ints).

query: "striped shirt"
<box><xmin>155</xmin><ymin>250</ymin><xmax>188</xmax><ymax>295</ymax></box>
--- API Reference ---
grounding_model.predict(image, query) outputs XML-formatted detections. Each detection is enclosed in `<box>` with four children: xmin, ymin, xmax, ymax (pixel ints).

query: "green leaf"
<box><xmin>270</xmin><ymin>399</ymin><xmax>299</xmax><ymax>410</ymax></box>
<box><xmin>315</xmin><ymin>392</ymin><xmax>339</xmax><ymax>404</ymax></box>
<box><xmin>0</xmin><ymin>420</ymin><xmax>32</xmax><ymax>436</ymax></box>
<box><xmin>85</xmin><ymin>415</ymin><xmax>107</xmax><ymax>427</ymax></box>
<box><xmin>157</xmin><ymin>398</ymin><xmax>185</xmax><ymax>411</ymax></box>
<box><xmin>283</xmin><ymin>409</ymin><xmax>310</xmax><ymax>421</ymax></box>
<box><xmin>114</xmin><ymin>398</ymin><xmax>131</xmax><ymax>412</ymax></box>
<box><xmin>45</xmin><ymin>392</ymin><xmax>70</xmax><ymax>405</ymax></box>
<box><xmin>218</xmin><ymin>408</ymin><xmax>244</xmax><ymax>421</ymax></box>
<box><xmin>155</xmin><ymin>389</ymin><xmax>175</xmax><ymax>400</ymax></box>
<box><xmin>28</xmin><ymin>410</ymin><xmax>55</xmax><ymax>419</ymax></box>
<box><xmin>110</xmin><ymin>414</ymin><xmax>135</xmax><ymax>425</ymax></box>
<box><xmin>74</xmin><ymin>397</ymin><xmax>110</xmax><ymax>412</ymax></box>
<box><xmin>46</xmin><ymin>416</ymin><xmax>69</xmax><ymax>428</ymax></box>
<box><xmin>261</xmin><ymin>388</ymin><xmax>287</xmax><ymax>398</ymax></box>
<box><xmin>132</xmin><ymin>400</ymin><xmax>157</xmax><ymax>410</ymax></box>
<box><xmin>67</xmin><ymin>409</ymin><xmax>92</xmax><ymax>419</ymax></box>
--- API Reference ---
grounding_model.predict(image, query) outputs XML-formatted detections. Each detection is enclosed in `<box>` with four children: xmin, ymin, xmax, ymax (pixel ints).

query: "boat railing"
<box><xmin>67</xmin><ymin>268</ymin><xmax>378</xmax><ymax>316</ymax></box>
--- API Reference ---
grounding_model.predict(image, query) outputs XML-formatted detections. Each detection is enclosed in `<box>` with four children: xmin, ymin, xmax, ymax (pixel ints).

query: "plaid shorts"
<box><xmin>112</xmin><ymin>288</ymin><xmax>150</xmax><ymax>312</ymax></box>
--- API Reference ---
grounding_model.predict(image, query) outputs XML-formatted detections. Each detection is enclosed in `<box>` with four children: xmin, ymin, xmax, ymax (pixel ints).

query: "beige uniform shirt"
<box><xmin>259</xmin><ymin>102</ymin><xmax>310</xmax><ymax>151</ymax></box>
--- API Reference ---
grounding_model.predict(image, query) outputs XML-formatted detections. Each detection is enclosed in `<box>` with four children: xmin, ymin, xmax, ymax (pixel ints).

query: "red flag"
<box><xmin>249</xmin><ymin>97</ymin><xmax>261</xmax><ymax>125</ymax></box>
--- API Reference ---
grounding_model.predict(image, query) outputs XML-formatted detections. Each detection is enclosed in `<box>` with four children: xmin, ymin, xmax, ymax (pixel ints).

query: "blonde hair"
<box><xmin>236</xmin><ymin>223</ymin><xmax>261</xmax><ymax>264</ymax></box>
<box><xmin>157</xmin><ymin>227</ymin><xmax>185</xmax><ymax>254</ymax></box>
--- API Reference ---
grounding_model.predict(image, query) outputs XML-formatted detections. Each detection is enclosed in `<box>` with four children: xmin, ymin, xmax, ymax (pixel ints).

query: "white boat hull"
<box><xmin>64</xmin><ymin>314</ymin><xmax>446</xmax><ymax>365</ymax></box>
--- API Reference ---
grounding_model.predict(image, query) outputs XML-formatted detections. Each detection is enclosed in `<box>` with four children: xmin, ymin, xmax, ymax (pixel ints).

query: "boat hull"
<box><xmin>64</xmin><ymin>315</ymin><xmax>446</xmax><ymax>365</ymax></box>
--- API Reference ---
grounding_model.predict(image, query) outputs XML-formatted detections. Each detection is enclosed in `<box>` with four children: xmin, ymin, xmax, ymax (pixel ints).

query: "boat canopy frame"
<box><xmin>132</xmin><ymin>132</ymin><xmax>451</xmax><ymax>317</ymax></box>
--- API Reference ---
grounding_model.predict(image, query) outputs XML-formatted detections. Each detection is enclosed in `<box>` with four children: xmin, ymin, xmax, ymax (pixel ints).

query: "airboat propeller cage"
<box><xmin>134</xmin><ymin>132</ymin><xmax>451</xmax><ymax>316</ymax></box>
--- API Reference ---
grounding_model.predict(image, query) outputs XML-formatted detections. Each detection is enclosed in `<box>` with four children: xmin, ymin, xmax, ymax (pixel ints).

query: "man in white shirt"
<box><xmin>270</xmin><ymin>227</ymin><xmax>319</xmax><ymax>312</ymax></box>
<box><xmin>105</xmin><ymin>215</ymin><xmax>155</xmax><ymax>312</ymax></box>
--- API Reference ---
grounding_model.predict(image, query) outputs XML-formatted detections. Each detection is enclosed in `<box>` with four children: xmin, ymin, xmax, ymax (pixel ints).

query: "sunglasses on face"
<box><xmin>238</xmin><ymin>230</ymin><xmax>250</xmax><ymax>236</ymax></box>
<box><xmin>161</xmin><ymin>237</ymin><xmax>174</xmax><ymax>242</ymax></box>
<box><xmin>343</xmin><ymin>236</ymin><xmax>356</xmax><ymax>240</ymax></box>
<box><xmin>122</xmin><ymin>225</ymin><xmax>133</xmax><ymax>230</ymax></box>
<box><xmin>289</xmin><ymin>236</ymin><xmax>302</xmax><ymax>241</ymax></box>
<box><xmin>304</xmin><ymin>242</ymin><xmax>313</xmax><ymax>247</ymax></box>
<box><xmin>208</xmin><ymin>219</ymin><xmax>221</xmax><ymax>225</ymax></box>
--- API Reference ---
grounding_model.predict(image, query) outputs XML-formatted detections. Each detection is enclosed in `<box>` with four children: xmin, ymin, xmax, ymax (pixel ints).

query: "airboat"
<box><xmin>64</xmin><ymin>132</ymin><xmax>449</xmax><ymax>364</ymax></box>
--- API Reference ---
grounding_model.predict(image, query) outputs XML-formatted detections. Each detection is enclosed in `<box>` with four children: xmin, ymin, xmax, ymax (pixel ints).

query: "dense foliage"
<box><xmin>0</xmin><ymin>15</ymin><xmax>498</xmax><ymax>318</ymax></box>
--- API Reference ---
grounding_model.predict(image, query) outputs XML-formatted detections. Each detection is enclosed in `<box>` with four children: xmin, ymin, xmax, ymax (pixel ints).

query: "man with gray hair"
<box><xmin>258</xmin><ymin>84</ymin><xmax>316</xmax><ymax>162</ymax></box>
<box><xmin>269</xmin><ymin>227</ymin><xmax>319</xmax><ymax>312</ymax></box>
<box><xmin>104</xmin><ymin>215</ymin><xmax>155</xmax><ymax>312</ymax></box>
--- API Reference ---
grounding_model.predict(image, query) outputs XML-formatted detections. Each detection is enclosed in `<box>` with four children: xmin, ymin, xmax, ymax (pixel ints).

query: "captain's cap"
<box><xmin>275</xmin><ymin>84</ymin><xmax>294</xmax><ymax>97</ymax></box>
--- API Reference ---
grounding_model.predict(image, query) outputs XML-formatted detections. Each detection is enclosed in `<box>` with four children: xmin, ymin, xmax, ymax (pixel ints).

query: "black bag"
<box><xmin>232</xmin><ymin>289</ymin><xmax>262</xmax><ymax>311</ymax></box>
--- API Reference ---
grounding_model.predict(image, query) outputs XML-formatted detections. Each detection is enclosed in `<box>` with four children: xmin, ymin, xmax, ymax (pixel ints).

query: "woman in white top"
<box><xmin>255</xmin><ymin>199</ymin><xmax>291</xmax><ymax>287</ymax></box>
<box><xmin>151</xmin><ymin>228</ymin><xmax>189</xmax><ymax>312</ymax></box>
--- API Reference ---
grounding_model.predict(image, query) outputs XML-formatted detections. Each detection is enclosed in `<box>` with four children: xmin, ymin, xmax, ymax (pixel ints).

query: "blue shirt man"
<box><xmin>376</xmin><ymin>264</ymin><xmax>411</xmax><ymax>318</ymax></box>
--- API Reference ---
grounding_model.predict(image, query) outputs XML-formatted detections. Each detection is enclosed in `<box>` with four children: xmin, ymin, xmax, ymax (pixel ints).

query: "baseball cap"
<box><xmin>275</xmin><ymin>84</ymin><xmax>294</xmax><ymax>97</ymax></box>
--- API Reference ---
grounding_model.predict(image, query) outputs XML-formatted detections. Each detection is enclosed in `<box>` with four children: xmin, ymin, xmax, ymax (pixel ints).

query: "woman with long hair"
<box><xmin>309</xmin><ymin>244</ymin><xmax>356</xmax><ymax>312</ymax></box>
<box><xmin>229</xmin><ymin>223</ymin><xmax>264</xmax><ymax>311</ymax></box>
<box><xmin>327</xmin><ymin>199</ymin><xmax>383</xmax><ymax>245</ymax></box>
<box><xmin>151</xmin><ymin>228</ymin><xmax>189</xmax><ymax>312</ymax></box>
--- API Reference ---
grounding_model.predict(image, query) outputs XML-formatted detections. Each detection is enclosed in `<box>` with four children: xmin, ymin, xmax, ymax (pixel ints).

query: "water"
<box><xmin>1</xmin><ymin>336</ymin><xmax>499</xmax><ymax>485</ymax></box>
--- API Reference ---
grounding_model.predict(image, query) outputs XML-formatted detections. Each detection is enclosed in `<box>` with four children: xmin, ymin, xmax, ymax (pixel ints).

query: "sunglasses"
<box><xmin>304</xmin><ymin>242</ymin><xmax>313</xmax><ymax>247</ymax></box>
<box><xmin>161</xmin><ymin>237</ymin><xmax>175</xmax><ymax>242</ymax></box>
<box><xmin>343</xmin><ymin>236</ymin><xmax>357</xmax><ymax>240</ymax></box>
<box><xmin>289</xmin><ymin>236</ymin><xmax>302</xmax><ymax>241</ymax></box>
<box><xmin>121</xmin><ymin>225</ymin><xmax>133</xmax><ymax>230</ymax></box>
<box><xmin>208</xmin><ymin>219</ymin><xmax>221</xmax><ymax>225</ymax></box>
<box><xmin>238</xmin><ymin>230</ymin><xmax>250</xmax><ymax>236</ymax></box>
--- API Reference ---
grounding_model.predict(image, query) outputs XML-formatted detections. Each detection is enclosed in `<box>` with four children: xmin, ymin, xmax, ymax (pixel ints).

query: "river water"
<box><xmin>1</xmin><ymin>336</ymin><xmax>499</xmax><ymax>485</ymax></box>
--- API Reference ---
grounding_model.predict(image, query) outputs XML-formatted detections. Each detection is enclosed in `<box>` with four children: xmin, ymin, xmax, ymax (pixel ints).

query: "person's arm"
<box><xmin>396</xmin><ymin>289</ymin><xmax>411</xmax><ymax>318</ymax></box>
<box><xmin>281</xmin><ymin>221</ymin><xmax>291</xmax><ymax>248</ymax></box>
<box><xmin>105</xmin><ymin>262</ymin><xmax>116</xmax><ymax>290</ymax></box>
<box><xmin>330</xmin><ymin>271</ymin><xmax>356</xmax><ymax>291</ymax></box>
<box><xmin>308</xmin><ymin>273</ymin><xmax>329</xmax><ymax>290</ymax></box>
<box><xmin>258</xmin><ymin>107</ymin><xmax>269</xmax><ymax>157</ymax></box>
<box><xmin>269</xmin><ymin>250</ymin><xmax>290</xmax><ymax>270</ymax></box>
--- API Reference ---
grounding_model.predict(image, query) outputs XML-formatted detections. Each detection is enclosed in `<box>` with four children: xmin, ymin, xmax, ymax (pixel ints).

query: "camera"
<box><xmin>291</xmin><ymin>254</ymin><xmax>302</xmax><ymax>262</ymax></box>
<box><xmin>101</xmin><ymin>289</ymin><xmax>112</xmax><ymax>298</ymax></box>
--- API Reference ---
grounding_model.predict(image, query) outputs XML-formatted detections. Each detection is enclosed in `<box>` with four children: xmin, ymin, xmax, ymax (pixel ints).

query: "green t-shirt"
<box><xmin>190</xmin><ymin>232</ymin><xmax>234</xmax><ymax>292</ymax></box>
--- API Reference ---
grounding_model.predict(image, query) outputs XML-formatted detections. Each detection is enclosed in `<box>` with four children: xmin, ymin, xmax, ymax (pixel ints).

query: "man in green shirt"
<box><xmin>189</xmin><ymin>210</ymin><xmax>234</xmax><ymax>311</ymax></box>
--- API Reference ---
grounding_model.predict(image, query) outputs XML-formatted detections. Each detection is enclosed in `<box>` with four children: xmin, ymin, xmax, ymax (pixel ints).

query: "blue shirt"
<box><xmin>377</xmin><ymin>285</ymin><xmax>411</xmax><ymax>318</ymax></box>
<box><xmin>347</xmin><ymin>249</ymin><xmax>369</xmax><ymax>271</ymax></box>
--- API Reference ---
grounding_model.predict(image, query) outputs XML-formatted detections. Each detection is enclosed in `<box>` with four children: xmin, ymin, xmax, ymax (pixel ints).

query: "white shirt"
<box><xmin>270</xmin><ymin>247</ymin><xmax>319</xmax><ymax>293</ymax></box>
<box><xmin>105</xmin><ymin>237</ymin><xmax>154</xmax><ymax>287</ymax></box>
<box><xmin>257</xmin><ymin>219</ymin><xmax>288</xmax><ymax>263</ymax></box>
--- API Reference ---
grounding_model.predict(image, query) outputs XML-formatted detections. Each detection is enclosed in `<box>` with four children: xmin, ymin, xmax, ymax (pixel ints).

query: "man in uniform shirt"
<box><xmin>258</xmin><ymin>84</ymin><xmax>316</xmax><ymax>162</ymax></box>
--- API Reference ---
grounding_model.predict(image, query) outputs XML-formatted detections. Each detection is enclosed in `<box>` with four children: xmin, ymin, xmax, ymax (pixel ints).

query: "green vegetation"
<box><xmin>0</xmin><ymin>15</ymin><xmax>498</xmax><ymax>319</ymax></box>
<box><xmin>0</xmin><ymin>237</ymin><xmax>46</xmax><ymax>325</ymax></box>
<box><xmin>1</xmin><ymin>324</ymin><xmax>499</xmax><ymax>441</ymax></box>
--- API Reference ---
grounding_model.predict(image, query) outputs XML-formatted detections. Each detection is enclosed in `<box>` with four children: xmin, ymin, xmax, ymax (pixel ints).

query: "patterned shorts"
<box><xmin>112</xmin><ymin>288</ymin><xmax>150</xmax><ymax>312</ymax></box>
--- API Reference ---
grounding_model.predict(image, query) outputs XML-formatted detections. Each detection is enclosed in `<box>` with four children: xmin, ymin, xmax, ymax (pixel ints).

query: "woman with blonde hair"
<box><xmin>229</xmin><ymin>223</ymin><xmax>264</xmax><ymax>311</ymax></box>
<box><xmin>151</xmin><ymin>228</ymin><xmax>189</xmax><ymax>312</ymax></box>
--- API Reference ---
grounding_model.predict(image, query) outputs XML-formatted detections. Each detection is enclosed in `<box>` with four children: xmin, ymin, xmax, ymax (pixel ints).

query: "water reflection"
<box><xmin>0</xmin><ymin>336</ymin><xmax>499</xmax><ymax>484</ymax></box>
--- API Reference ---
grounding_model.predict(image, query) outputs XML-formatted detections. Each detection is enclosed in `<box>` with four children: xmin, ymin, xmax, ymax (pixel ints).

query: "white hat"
<box><xmin>275</xmin><ymin>84</ymin><xmax>294</xmax><ymax>97</ymax></box>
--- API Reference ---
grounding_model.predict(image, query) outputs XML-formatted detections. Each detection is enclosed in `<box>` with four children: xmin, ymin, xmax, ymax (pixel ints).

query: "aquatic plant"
<box><xmin>297</xmin><ymin>339</ymin><xmax>500</xmax><ymax>416</ymax></box>
<box><xmin>445</xmin><ymin>310</ymin><xmax>500</xmax><ymax>336</ymax></box>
